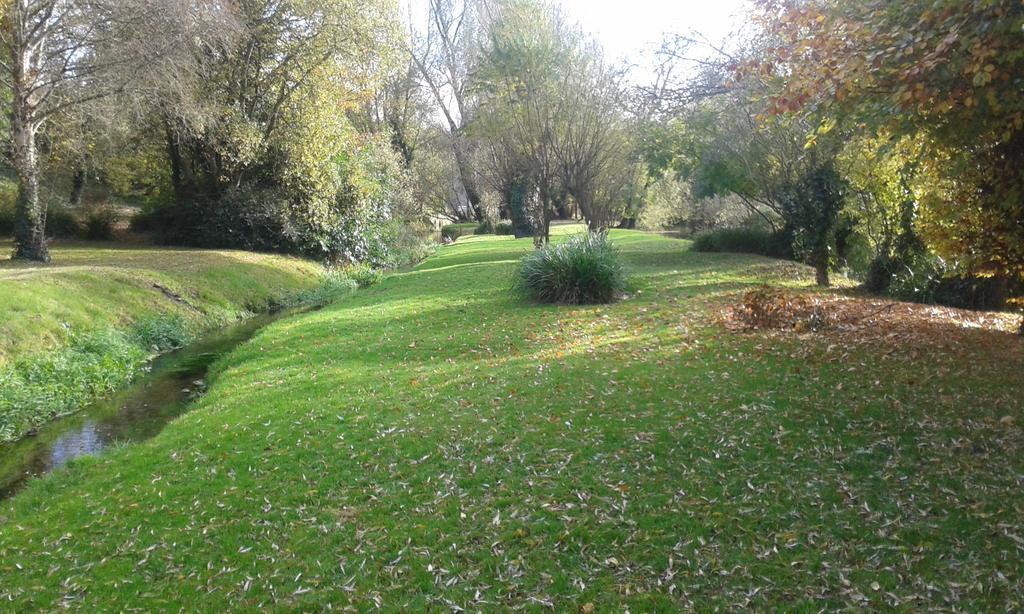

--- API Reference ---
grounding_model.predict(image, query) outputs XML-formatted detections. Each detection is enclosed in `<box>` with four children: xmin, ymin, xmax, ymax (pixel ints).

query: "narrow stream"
<box><xmin>0</xmin><ymin>308</ymin><xmax>304</xmax><ymax>500</ymax></box>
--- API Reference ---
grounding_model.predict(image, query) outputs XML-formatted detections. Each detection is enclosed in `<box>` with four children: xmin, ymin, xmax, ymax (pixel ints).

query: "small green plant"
<box><xmin>867</xmin><ymin>252</ymin><xmax>1014</xmax><ymax>310</ymax></box>
<box><xmin>515</xmin><ymin>231</ymin><xmax>627</xmax><ymax>304</ymax></box>
<box><xmin>495</xmin><ymin>221</ymin><xmax>515</xmax><ymax>235</ymax></box>
<box><xmin>296</xmin><ymin>272</ymin><xmax>359</xmax><ymax>306</ymax></box>
<box><xmin>132</xmin><ymin>315</ymin><xmax>191</xmax><ymax>352</ymax></box>
<box><xmin>346</xmin><ymin>264</ymin><xmax>382</xmax><ymax>288</ymax></box>
<box><xmin>381</xmin><ymin>221</ymin><xmax>437</xmax><ymax>268</ymax></box>
<box><xmin>275</xmin><ymin>271</ymin><xmax>359</xmax><ymax>309</ymax></box>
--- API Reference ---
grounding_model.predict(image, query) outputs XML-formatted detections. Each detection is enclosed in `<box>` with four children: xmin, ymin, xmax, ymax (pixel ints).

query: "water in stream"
<box><xmin>0</xmin><ymin>309</ymin><xmax>301</xmax><ymax>500</ymax></box>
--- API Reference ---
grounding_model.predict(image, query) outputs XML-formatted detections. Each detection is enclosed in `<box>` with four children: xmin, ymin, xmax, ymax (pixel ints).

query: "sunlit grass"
<box><xmin>0</xmin><ymin>239</ymin><xmax>323</xmax><ymax>365</ymax></box>
<box><xmin>0</xmin><ymin>230</ymin><xmax>1020</xmax><ymax>610</ymax></box>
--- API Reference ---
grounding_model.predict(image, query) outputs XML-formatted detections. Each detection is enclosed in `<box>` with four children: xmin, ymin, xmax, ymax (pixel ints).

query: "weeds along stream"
<box><xmin>0</xmin><ymin>307</ymin><xmax>311</xmax><ymax>500</ymax></box>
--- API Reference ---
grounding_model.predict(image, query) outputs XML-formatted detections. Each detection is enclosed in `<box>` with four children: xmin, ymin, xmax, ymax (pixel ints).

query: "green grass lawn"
<box><xmin>1</xmin><ymin>230</ymin><xmax>1021</xmax><ymax>609</ymax></box>
<box><xmin>0</xmin><ymin>239</ymin><xmax>324</xmax><ymax>366</ymax></box>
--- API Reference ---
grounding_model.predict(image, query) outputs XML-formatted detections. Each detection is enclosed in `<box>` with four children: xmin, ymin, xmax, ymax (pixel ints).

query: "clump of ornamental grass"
<box><xmin>515</xmin><ymin>231</ymin><xmax>627</xmax><ymax>304</ymax></box>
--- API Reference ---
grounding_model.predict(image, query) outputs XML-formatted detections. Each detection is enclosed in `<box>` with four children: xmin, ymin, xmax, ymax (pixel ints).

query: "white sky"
<box><xmin>405</xmin><ymin>0</ymin><xmax>750</xmax><ymax>84</ymax></box>
<box><xmin>558</xmin><ymin>0</ymin><xmax>748</xmax><ymax>65</ymax></box>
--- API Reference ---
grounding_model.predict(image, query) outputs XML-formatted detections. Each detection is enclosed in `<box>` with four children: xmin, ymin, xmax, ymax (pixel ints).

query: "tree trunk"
<box><xmin>8</xmin><ymin>7</ymin><xmax>49</xmax><ymax>263</ymax></box>
<box><xmin>815</xmin><ymin>257</ymin><xmax>830</xmax><ymax>287</ymax></box>
<box><xmin>452</xmin><ymin>138</ymin><xmax>484</xmax><ymax>221</ymax></box>
<box><xmin>553</xmin><ymin>189</ymin><xmax>568</xmax><ymax>219</ymax></box>
<box><xmin>165</xmin><ymin>119</ymin><xmax>198</xmax><ymax>199</ymax></box>
<box><xmin>165</xmin><ymin>122</ymin><xmax>184</xmax><ymax>195</ymax></box>
<box><xmin>10</xmin><ymin>110</ymin><xmax>49</xmax><ymax>262</ymax></box>
<box><xmin>506</xmin><ymin>176</ymin><xmax>533</xmax><ymax>239</ymax></box>
<box><xmin>69</xmin><ymin>165</ymin><xmax>87</xmax><ymax>208</ymax></box>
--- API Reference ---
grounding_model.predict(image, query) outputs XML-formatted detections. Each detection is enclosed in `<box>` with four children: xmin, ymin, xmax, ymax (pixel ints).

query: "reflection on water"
<box><xmin>0</xmin><ymin>309</ymin><xmax>301</xmax><ymax>500</ymax></box>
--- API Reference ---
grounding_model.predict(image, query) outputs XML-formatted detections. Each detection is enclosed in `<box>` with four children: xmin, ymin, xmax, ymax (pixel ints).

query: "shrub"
<box><xmin>864</xmin><ymin>253</ymin><xmax>899</xmax><ymax>294</ymax></box>
<box><xmin>82</xmin><ymin>206</ymin><xmax>119</xmax><ymax>241</ymax></box>
<box><xmin>473</xmin><ymin>219</ymin><xmax>514</xmax><ymax>236</ymax></box>
<box><xmin>3</xmin><ymin>202</ymin><xmax>118</xmax><ymax>241</ymax></box>
<box><xmin>345</xmin><ymin>263</ymin><xmax>382</xmax><ymax>288</ymax></box>
<box><xmin>0</xmin><ymin>205</ymin><xmax>13</xmax><ymax>237</ymax></box>
<box><xmin>141</xmin><ymin>187</ymin><xmax>300</xmax><ymax>253</ymax></box>
<box><xmin>378</xmin><ymin>220</ymin><xmax>436</xmax><ymax>268</ymax></box>
<box><xmin>46</xmin><ymin>205</ymin><xmax>82</xmax><ymax>238</ymax></box>
<box><xmin>279</xmin><ymin>271</ymin><xmax>359</xmax><ymax>308</ymax></box>
<box><xmin>931</xmin><ymin>276</ymin><xmax>1014</xmax><ymax>310</ymax></box>
<box><xmin>515</xmin><ymin>231</ymin><xmax>627</xmax><ymax>304</ymax></box>
<box><xmin>441</xmin><ymin>223</ymin><xmax>476</xmax><ymax>242</ymax></box>
<box><xmin>865</xmin><ymin>251</ymin><xmax>1014</xmax><ymax>310</ymax></box>
<box><xmin>692</xmin><ymin>227</ymin><xmax>792</xmax><ymax>259</ymax></box>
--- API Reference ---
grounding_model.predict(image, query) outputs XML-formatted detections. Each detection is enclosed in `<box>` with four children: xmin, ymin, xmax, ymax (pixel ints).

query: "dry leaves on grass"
<box><xmin>723</xmin><ymin>286</ymin><xmax>1023</xmax><ymax>348</ymax></box>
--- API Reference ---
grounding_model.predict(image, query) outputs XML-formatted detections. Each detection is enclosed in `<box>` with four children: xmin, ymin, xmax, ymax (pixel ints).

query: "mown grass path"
<box><xmin>1</xmin><ymin>230</ymin><xmax>1021</xmax><ymax>609</ymax></box>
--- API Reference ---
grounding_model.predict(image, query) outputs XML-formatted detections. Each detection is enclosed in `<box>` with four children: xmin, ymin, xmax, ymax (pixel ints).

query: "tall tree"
<box><xmin>410</xmin><ymin>0</ymin><xmax>488</xmax><ymax>221</ymax></box>
<box><xmin>475</xmin><ymin>0</ymin><xmax>579</xmax><ymax>243</ymax></box>
<box><xmin>555</xmin><ymin>48</ymin><xmax>633</xmax><ymax>230</ymax></box>
<box><xmin>0</xmin><ymin>0</ymin><xmax>225</xmax><ymax>261</ymax></box>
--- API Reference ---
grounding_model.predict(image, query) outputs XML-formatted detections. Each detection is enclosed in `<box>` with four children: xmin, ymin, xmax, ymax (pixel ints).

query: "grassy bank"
<box><xmin>1</xmin><ymin>230</ymin><xmax>1021</xmax><ymax>609</ymax></box>
<box><xmin>0</xmin><ymin>240</ymin><xmax>330</xmax><ymax>440</ymax></box>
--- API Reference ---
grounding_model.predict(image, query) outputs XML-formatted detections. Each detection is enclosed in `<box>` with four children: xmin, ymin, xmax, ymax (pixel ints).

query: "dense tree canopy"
<box><xmin>753</xmin><ymin>0</ymin><xmax>1024</xmax><ymax>282</ymax></box>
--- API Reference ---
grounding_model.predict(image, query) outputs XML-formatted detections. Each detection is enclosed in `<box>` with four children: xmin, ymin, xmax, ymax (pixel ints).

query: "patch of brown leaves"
<box><xmin>723</xmin><ymin>286</ymin><xmax>1023</xmax><ymax>347</ymax></box>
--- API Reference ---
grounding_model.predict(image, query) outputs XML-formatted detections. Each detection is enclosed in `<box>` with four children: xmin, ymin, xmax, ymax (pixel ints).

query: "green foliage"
<box><xmin>757</xmin><ymin>0</ymin><xmax>1024</xmax><ymax>283</ymax></box>
<box><xmin>378</xmin><ymin>220</ymin><xmax>437</xmax><ymax>268</ymax></box>
<box><xmin>865</xmin><ymin>252</ymin><xmax>1012</xmax><ymax>310</ymax></box>
<box><xmin>7</xmin><ymin>197</ymin><xmax>120</xmax><ymax>243</ymax></box>
<box><xmin>99</xmin><ymin>139</ymin><xmax>173</xmax><ymax>204</ymax></box>
<box><xmin>515</xmin><ymin>231</ymin><xmax>627</xmax><ymax>304</ymax></box>
<box><xmin>138</xmin><ymin>185</ymin><xmax>297</xmax><ymax>252</ymax></box>
<box><xmin>692</xmin><ymin>227</ymin><xmax>792</xmax><ymax>259</ymax></box>
<box><xmin>441</xmin><ymin>223</ymin><xmax>477</xmax><ymax>242</ymax></box>
<box><xmin>0</xmin><ymin>330</ymin><xmax>146</xmax><ymax>441</ymax></box>
<box><xmin>495</xmin><ymin>221</ymin><xmax>515</xmax><ymax>235</ymax></box>
<box><xmin>142</xmin><ymin>134</ymin><xmax>418</xmax><ymax>267</ymax></box>
<box><xmin>131</xmin><ymin>315</ymin><xmax>191</xmax><ymax>352</ymax></box>
<box><xmin>81</xmin><ymin>206</ymin><xmax>118</xmax><ymax>241</ymax></box>
<box><xmin>344</xmin><ymin>264</ymin><xmax>383</xmax><ymax>289</ymax></box>
<box><xmin>278</xmin><ymin>271</ymin><xmax>359</xmax><ymax>308</ymax></box>
<box><xmin>0</xmin><ymin>207</ymin><xmax>11</xmax><ymax>237</ymax></box>
<box><xmin>136</xmin><ymin>0</ymin><xmax>406</xmax><ymax>265</ymax></box>
<box><xmin>45</xmin><ymin>206</ymin><xmax>82</xmax><ymax>238</ymax></box>
<box><xmin>308</xmin><ymin>134</ymin><xmax>415</xmax><ymax>266</ymax></box>
<box><xmin>474</xmin><ymin>219</ymin><xmax>496</xmax><ymax>234</ymax></box>
<box><xmin>778</xmin><ymin>161</ymin><xmax>847</xmax><ymax>284</ymax></box>
<box><xmin>0</xmin><ymin>178</ymin><xmax>16</xmax><ymax>236</ymax></box>
<box><xmin>665</xmin><ymin>87</ymin><xmax>847</xmax><ymax>284</ymax></box>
